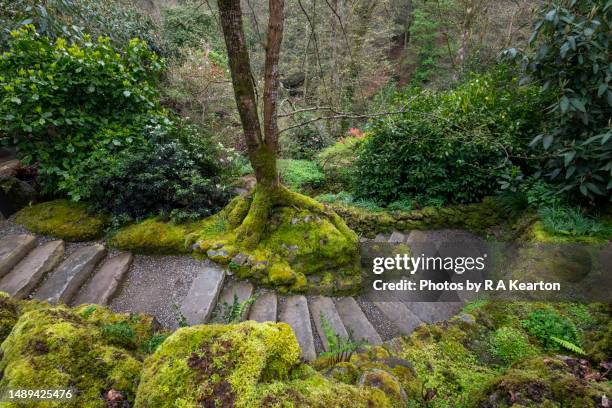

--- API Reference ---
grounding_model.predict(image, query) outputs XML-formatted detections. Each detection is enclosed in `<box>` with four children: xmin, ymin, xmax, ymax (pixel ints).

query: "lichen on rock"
<box><xmin>14</xmin><ymin>199</ymin><xmax>108</xmax><ymax>241</ymax></box>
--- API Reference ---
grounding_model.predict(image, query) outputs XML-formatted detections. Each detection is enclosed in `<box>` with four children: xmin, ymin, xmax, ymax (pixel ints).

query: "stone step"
<box><xmin>34</xmin><ymin>244</ymin><xmax>106</xmax><ymax>304</ymax></box>
<box><xmin>309</xmin><ymin>296</ymin><xmax>349</xmax><ymax>352</ymax></box>
<box><xmin>248</xmin><ymin>291</ymin><xmax>277</xmax><ymax>322</ymax></box>
<box><xmin>335</xmin><ymin>297</ymin><xmax>382</xmax><ymax>346</ymax></box>
<box><xmin>180</xmin><ymin>264</ymin><xmax>225</xmax><ymax>325</ymax></box>
<box><xmin>402</xmin><ymin>301</ymin><xmax>461</xmax><ymax>324</ymax></box>
<box><xmin>0</xmin><ymin>234</ymin><xmax>36</xmax><ymax>278</ymax></box>
<box><xmin>374</xmin><ymin>301</ymin><xmax>422</xmax><ymax>336</ymax></box>
<box><xmin>73</xmin><ymin>252</ymin><xmax>133</xmax><ymax>306</ymax></box>
<box><xmin>216</xmin><ymin>280</ymin><xmax>255</xmax><ymax>321</ymax></box>
<box><xmin>280</xmin><ymin>295</ymin><xmax>316</xmax><ymax>361</ymax></box>
<box><xmin>388</xmin><ymin>231</ymin><xmax>406</xmax><ymax>243</ymax></box>
<box><xmin>0</xmin><ymin>240</ymin><xmax>64</xmax><ymax>299</ymax></box>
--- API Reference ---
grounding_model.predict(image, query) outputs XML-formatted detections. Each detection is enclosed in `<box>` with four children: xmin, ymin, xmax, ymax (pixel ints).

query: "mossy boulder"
<box><xmin>0</xmin><ymin>305</ymin><xmax>143</xmax><ymax>407</ymax></box>
<box><xmin>135</xmin><ymin>321</ymin><xmax>393</xmax><ymax>407</ymax></box>
<box><xmin>14</xmin><ymin>199</ymin><xmax>108</xmax><ymax>241</ymax></box>
<box><xmin>473</xmin><ymin>356</ymin><xmax>612</xmax><ymax>407</ymax></box>
<box><xmin>0</xmin><ymin>292</ymin><xmax>19</xmax><ymax>343</ymax></box>
<box><xmin>110</xmin><ymin>218</ymin><xmax>196</xmax><ymax>254</ymax></box>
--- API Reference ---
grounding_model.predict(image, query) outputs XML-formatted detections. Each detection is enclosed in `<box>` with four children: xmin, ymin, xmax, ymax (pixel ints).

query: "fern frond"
<box><xmin>550</xmin><ymin>336</ymin><xmax>585</xmax><ymax>355</ymax></box>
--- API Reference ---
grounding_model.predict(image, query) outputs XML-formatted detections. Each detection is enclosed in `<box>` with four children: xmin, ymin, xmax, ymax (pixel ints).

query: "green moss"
<box><xmin>398</xmin><ymin>323</ymin><xmax>498</xmax><ymax>406</ymax></box>
<box><xmin>74</xmin><ymin>305</ymin><xmax>155</xmax><ymax>351</ymax></box>
<box><xmin>0</xmin><ymin>305</ymin><xmax>142</xmax><ymax>407</ymax></box>
<box><xmin>328</xmin><ymin>196</ymin><xmax>506</xmax><ymax>237</ymax></box>
<box><xmin>0</xmin><ymin>292</ymin><xmax>18</xmax><ymax>343</ymax></box>
<box><xmin>14</xmin><ymin>199</ymin><xmax>108</xmax><ymax>241</ymax></box>
<box><xmin>135</xmin><ymin>321</ymin><xmax>399</xmax><ymax>407</ymax></box>
<box><xmin>530</xmin><ymin>220</ymin><xmax>609</xmax><ymax>244</ymax></box>
<box><xmin>489</xmin><ymin>326</ymin><xmax>534</xmax><ymax>366</ymax></box>
<box><xmin>110</xmin><ymin>217</ymin><xmax>206</xmax><ymax>254</ymax></box>
<box><xmin>473</xmin><ymin>356</ymin><xmax>612</xmax><ymax>407</ymax></box>
<box><xmin>190</xmin><ymin>187</ymin><xmax>361</xmax><ymax>294</ymax></box>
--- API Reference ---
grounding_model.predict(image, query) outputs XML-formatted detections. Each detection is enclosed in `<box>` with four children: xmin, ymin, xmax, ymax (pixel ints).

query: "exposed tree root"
<box><xmin>187</xmin><ymin>186</ymin><xmax>361</xmax><ymax>294</ymax></box>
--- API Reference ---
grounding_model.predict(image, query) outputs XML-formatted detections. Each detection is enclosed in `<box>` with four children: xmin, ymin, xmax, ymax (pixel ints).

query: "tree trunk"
<box><xmin>218</xmin><ymin>0</ymin><xmax>284</xmax><ymax>188</ymax></box>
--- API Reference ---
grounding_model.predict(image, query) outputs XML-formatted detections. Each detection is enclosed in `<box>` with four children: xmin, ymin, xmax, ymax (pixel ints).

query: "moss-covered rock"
<box><xmin>74</xmin><ymin>304</ymin><xmax>156</xmax><ymax>351</ymax></box>
<box><xmin>135</xmin><ymin>321</ymin><xmax>393</xmax><ymax>407</ymax></box>
<box><xmin>0</xmin><ymin>305</ymin><xmax>143</xmax><ymax>407</ymax></box>
<box><xmin>14</xmin><ymin>199</ymin><xmax>108</xmax><ymax>241</ymax></box>
<box><xmin>0</xmin><ymin>292</ymin><xmax>19</xmax><ymax>343</ymax></box>
<box><xmin>473</xmin><ymin>356</ymin><xmax>612</xmax><ymax>407</ymax></box>
<box><xmin>329</xmin><ymin>196</ymin><xmax>506</xmax><ymax>237</ymax></box>
<box><xmin>110</xmin><ymin>218</ymin><xmax>205</xmax><ymax>254</ymax></box>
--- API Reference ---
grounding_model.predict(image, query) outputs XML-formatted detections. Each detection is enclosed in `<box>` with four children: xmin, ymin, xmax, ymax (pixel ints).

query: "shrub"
<box><xmin>85</xmin><ymin>123</ymin><xmax>232</xmax><ymax>224</ymax></box>
<box><xmin>160</xmin><ymin>2</ymin><xmax>225</xmax><ymax>58</ymax></box>
<box><xmin>354</xmin><ymin>69</ymin><xmax>545</xmax><ymax>205</ymax></box>
<box><xmin>522</xmin><ymin>309</ymin><xmax>579</xmax><ymax>350</ymax></box>
<box><xmin>0</xmin><ymin>0</ymin><xmax>161</xmax><ymax>51</ymax></box>
<box><xmin>316</xmin><ymin>136</ymin><xmax>364</xmax><ymax>191</ymax></box>
<box><xmin>0</xmin><ymin>27</ymin><xmax>164</xmax><ymax>194</ymax></box>
<box><xmin>489</xmin><ymin>327</ymin><xmax>533</xmax><ymax>365</ymax></box>
<box><xmin>511</xmin><ymin>0</ymin><xmax>611</xmax><ymax>204</ymax></box>
<box><xmin>280</xmin><ymin>114</ymin><xmax>332</xmax><ymax>160</ymax></box>
<box><xmin>278</xmin><ymin>159</ymin><xmax>325</xmax><ymax>192</ymax></box>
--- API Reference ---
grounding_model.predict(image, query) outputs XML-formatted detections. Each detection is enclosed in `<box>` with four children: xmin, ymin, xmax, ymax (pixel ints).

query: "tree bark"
<box><xmin>218</xmin><ymin>0</ymin><xmax>284</xmax><ymax>188</ymax></box>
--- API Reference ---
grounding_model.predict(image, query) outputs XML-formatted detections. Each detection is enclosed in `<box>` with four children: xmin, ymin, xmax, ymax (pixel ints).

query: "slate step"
<box><xmin>35</xmin><ymin>244</ymin><xmax>106</xmax><ymax>304</ymax></box>
<box><xmin>309</xmin><ymin>296</ymin><xmax>349</xmax><ymax>352</ymax></box>
<box><xmin>335</xmin><ymin>297</ymin><xmax>382</xmax><ymax>345</ymax></box>
<box><xmin>216</xmin><ymin>280</ymin><xmax>255</xmax><ymax>321</ymax></box>
<box><xmin>280</xmin><ymin>295</ymin><xmax>316</xmax><ymax>361</ymax></box>
<box><xmin>248</xmin><ymin>291</ymin><xmax>277</xmax><ymax>322</ymax></box>
<box><xmin>374</xmin><ymin>301</ymin><xmax>423</xmax><ymax>335</ymax></box>
<box><xmin>180</xmin><ymin>264</ymin><xmax>225</xmax><ymax>325</ymax></box>
<box><xmin>0</xmin><ymin>240</ymin><xmax>64</xmax><ymax>299</ymax></box>
<box><xmin>402</xmin><ymin>301</ymin><xmax>460</xmax><ymax>324</ymax></box>
<box><xmin>0</xmin><ymin>234</ymin><xmax>36</xmax><ymax>278</ymax></box>
<box><xmin>388</xmin><ymin>231</ymin><xmax>406</xmax><ymax>243</ymax></box>
<box><xmin>73</xmin><ymin>252</ymin><xmax>133</xmax><ymax>306</ymax></box>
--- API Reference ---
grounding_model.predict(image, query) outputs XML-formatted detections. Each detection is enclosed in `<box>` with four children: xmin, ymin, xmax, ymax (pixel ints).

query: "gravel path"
<box><xmin>110</xmin><ymin>255</ymin><xmax>206</xmax><ymax>328</ymax></box>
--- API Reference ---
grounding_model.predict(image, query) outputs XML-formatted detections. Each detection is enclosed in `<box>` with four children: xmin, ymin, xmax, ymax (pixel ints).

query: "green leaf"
<box><xmin>543</xmin><ymin>135</ymin><xmax>554</xmax><ymax>149</ymax></box>
<box><xmin>10</xmin><ymin>97</ymin><xmax>21</xmax><ymax>104</ymax></box>
<box><xmin>585</xmin><ymin>183</ymin><xmax>603</xmax><ymax>195</ymax></box>
<box><xmin>570</xmin><ymin>98</ymin><xmax>586</xmax><ymax>112</ymax></box>
<box><xmin>560</xmin><ymin>96</ymin><xmax>570</xmax><ymax>113</ymax></box>
<box><xmin>123</xmin><ymin>90</ymin><xmax>131</xmax><ymax>97</ymax></box>
<box><xmin>597</xmin><ymin>83</ymin><xmax>608</xmax><ymax>97</ymax></box>
<box><xmin>563</xmin><ymin>151</ymin><xmax>575</xmax><ymax>166</ymax></box>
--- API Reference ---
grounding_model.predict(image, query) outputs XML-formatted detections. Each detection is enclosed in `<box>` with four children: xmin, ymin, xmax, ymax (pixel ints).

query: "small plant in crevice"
<box><xmin>318</xmin><ymin>314</ymin><xmax>364</xmax><ymax>366</ymax></box>
<box><xmin>211</xmin><ymin>294</ymin><xmax>256</xmax><ymax>324</ymax></box>
<box><xmin>142</xmin><ymin>333</ymin><xmax>171</xmax><ymax>354</ymax></box>
<box><xmin>172</xmin><ymin>303</ymin><xmax>189</xmax><ymax>328</ymax></box>
<box><xmin>101</xmin><ymin>321</ymin><xmax>137</xmax><ymax>349</ymax></box>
